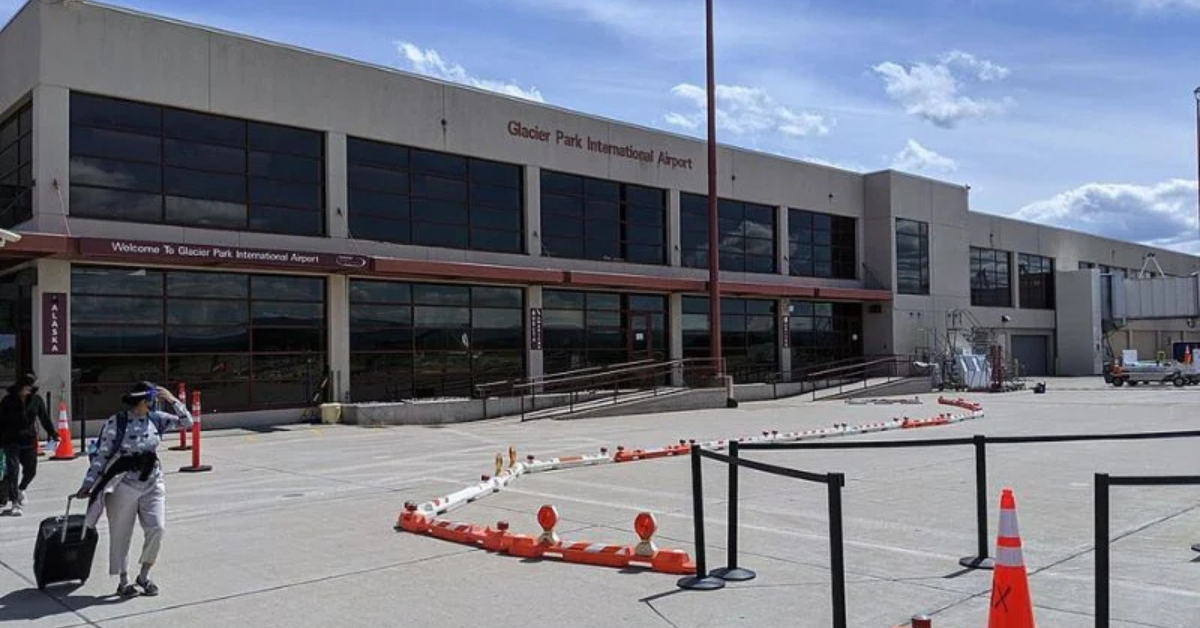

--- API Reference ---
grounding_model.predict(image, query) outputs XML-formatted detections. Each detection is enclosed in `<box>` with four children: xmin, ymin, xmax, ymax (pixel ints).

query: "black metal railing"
<box><xmin>1094</xmin><ymin>473</ymin><xmax>1200</xmax><ymax>628</ymax></box>
<box><xmin>680</xmin><ymin>443</ymin><xmax>848</xmax><ymax>628</ymax></box>
<box><xmin>744</xmin><ymin>428</ymin><xmax>1200</xmax><ymax>571</ymax></box>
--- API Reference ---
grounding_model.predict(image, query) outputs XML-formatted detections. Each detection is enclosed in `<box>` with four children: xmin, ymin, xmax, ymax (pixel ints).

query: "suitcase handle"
<box><xmin>61</xmin><ymin>496</ymin><xmax>85</xmax><ymax>544</ymax></box>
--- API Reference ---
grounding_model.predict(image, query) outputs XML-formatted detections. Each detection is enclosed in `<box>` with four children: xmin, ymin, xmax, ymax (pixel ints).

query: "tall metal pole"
<box><xmin>705</xmin><ymin>0</ymin><xmax>723</xmax><ymax>375</ymax></box>
<box><xmin>1194</xmin><ymin>87</ymin><xmax>1200</xmax><ymax>252</ymax></box>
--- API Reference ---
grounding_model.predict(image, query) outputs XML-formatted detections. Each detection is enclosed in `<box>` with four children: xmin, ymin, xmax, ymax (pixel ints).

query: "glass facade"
<box><xmin>682</xmin><ymin>296</ymin><xmax>777</xmax><ymax>380</ymax></box>
<box><xmin>895</xmin><ymin>218</ymin><xmax>930</xmax><ymax>295</ymax></box>
<box><xmin>0</xmin><ymin>103</ymin><xmax>32</xmax><ymax>228</ymax></box>
<box><xmin>1018</xmin><ymin>253</ymin><xmax>1055</xmax><ymax>309</ymax></box>
<box><xmin>70</xmin><ymin>266</ymin><xmax>326</xmax><ymax>419</ymax></box>
<box><xmin>68</xmin><ymin>93</ymin><xmax>325</xmax><ymax>235</ymax></box>
<box><xmin>789</xmin><ymin>302</ymin><xmax>863</xmax><ymax>367</ymax></box>
<box><xmin>788</xmin><ymin>209</ymin><xmax>856</xmax><ymax>279</ymax></box>
<box><xmin>542</xmin><ymin>290</ymin><xmax>667</xmax><ymax>373</ymax></box>
<box><xmin>970</xmin><ymin>247</ymin><xmax>1012</xmax><ymax>307</ymax></box>
<box><xmin>680</xmin><ymin>194</ymin><xmax>776</xmax><ymax>273</ymax></box>
<box><xmin>540</xmin><ymin>171</ymin><xmax>666</xmax><ymax>264</ymax></box>
<box><xmin>347</xmin><ymin>137</ymin><xmax>523</xmax><ymax>253</ymax></box>
<box><xmin>349</xmin><ymin>280</ymin><xmax>524</xmax><ymax>401</ymax></box>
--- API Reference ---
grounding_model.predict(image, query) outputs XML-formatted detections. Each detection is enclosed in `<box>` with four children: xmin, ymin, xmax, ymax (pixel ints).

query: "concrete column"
<box><xmin>525</xmin><ymin>166</ymin><xmax>542</xmax><ymax>256</ymax></box>
<box><xmin>669</xmin><ymin>292</ymin><xmax>683</xmax><ymax>386</ymax></box>
<box><xmin>776</xmin><ymin>205</ymin><xmax>789</xmax><ymax>276</ymax></box>
<box><xmin>326</xmin><ymin>132</ymin><xmax>349</xmax><ymax>239</ymax></box>
<box><xmin>526</xmin><ymin>285</ymin><xmax>544</xmax><ymax>381</ymax></box>
<box><xmin>667</xmin><ymin>189</ymin><xmax>681</xmax><ymax>266</ymax></box>
<box><xmin>778</xmin><ymin>299</ymin><xmax>792</xmax><ymax>380</ymax></box>
<box><xmin>32</xmin><ymin>85</ymin><xmax>69</xmax><ymax>231</ymax></box>
<box><xmin>33</xmin><ymin>258</ymin><xmax>72</xmax><ymax>415</ymax></box>
<box><xmin>327</xmin><ymin>274</ymin><xmax>350</xmax><ymax>401</ymax></box>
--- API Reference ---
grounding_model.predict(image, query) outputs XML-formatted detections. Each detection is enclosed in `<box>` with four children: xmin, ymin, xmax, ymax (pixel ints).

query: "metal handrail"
<box><xmin>474</xmin><ymin>356</ymin><xmax>665</xmax><ymax>398</ymax></box>
<box><xmin>516</xmin><ymin>357</ymin><xmax>726</xmax><ymax>421</ymax></box>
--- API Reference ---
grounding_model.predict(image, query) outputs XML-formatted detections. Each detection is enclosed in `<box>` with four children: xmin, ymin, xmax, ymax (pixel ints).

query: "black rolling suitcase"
<box><xmin>33</xmin><ymin>496</ymin><xmax>98</xmax><ymax>590</ymax></box>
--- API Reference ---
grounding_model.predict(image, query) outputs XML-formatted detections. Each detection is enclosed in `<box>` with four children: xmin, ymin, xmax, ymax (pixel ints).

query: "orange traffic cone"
<box><xmin>49</xmin><ymin>401</ymin><xmax>77</xmax><ymax>460</ymax></box>
<box><xmin>988</xmin><ymin>488</ymin><xmax>1036</xmax><ymax>628</ymax></box>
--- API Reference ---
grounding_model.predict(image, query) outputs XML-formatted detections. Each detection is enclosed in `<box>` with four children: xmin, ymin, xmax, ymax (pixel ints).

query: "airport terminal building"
<box><xmin>1</xmin><ymin>0</ymin><xmax>1197</xmax><ymax>420</ymax></box>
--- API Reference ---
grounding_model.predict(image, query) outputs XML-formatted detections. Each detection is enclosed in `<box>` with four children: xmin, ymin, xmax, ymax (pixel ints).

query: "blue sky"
<box><xmin>5</xmin><ymin>0</ymin><xmax>1200</xmax><ymax>254</ymax></box>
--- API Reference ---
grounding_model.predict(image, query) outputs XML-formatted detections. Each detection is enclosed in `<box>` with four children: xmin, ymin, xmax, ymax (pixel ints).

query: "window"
<box><xmin>349</xmin><ymin>280</ymin><xmax>524</xmax><ymax>401</ymax></box>
<box><xmin>789</xmin><ymin>302</ymin><xmax>862</xmax><ymax>367</ymax></box>
<box><xmin>895</xmin><ymin>218</ymin><xmax>930</xmax><ymax>295</ymax></box>
<box><xmin>0</xmin><ymin>103</ymin><xmax>33</xmax><ymax>228</ymax></box>
<box><xmin>1018</xmin><ymin>253</ymin><xmax>1055</xmax><ymax>309</ymax></box>
<box><xmin>71</xmin><ymin>266</ymin><xmax>326</xmax><ymax>419</ymax></box>
<box><xmin>347</xmin><ymin>137</ymin><xmax>523</xmax><ymax>253</ymax></box>
<box><xmin>970</xmin><ymin>247</ymin><xmax>1012</xmax><ymax>307</ymax></box>
<box><xmin>1078</xmin><ymin>262</ymin><xmax>1096</xmax><ymax>270</ymax></box>
<box><xmin>789</xmin><ymin>209</ymin><xmax>855</xmax><ymax>279</ymax></box>
<box><xmin>542</xmin><ymin>290</ymin><xmax>667</xmax><ymax>374</ymax></box>
<box><xmin>68</xmin><ymin>93</ymin><xmax>325</xmax><ymax>236</ymax></box>
<box><xmin>680</xmin><ymin>194</ymin><xmax>776</xmax><ymax>273</ymax></box>
<box><xmin>681</xmin><ymin>296</ymin><xmax>776</xmax><ymax>381</ymax></box>
<box><xmin>540</xmin><ymin>171</ymin><xmax>665</xmax><ymax>265</ymax></box>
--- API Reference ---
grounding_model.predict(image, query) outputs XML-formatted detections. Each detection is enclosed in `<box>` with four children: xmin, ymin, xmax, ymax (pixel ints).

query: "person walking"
<box><xmin>76</xmin><ymin>382</ymin><xmax>193</xmax><ymax>598</ymax></box>
<box><xmin>0</xmin><ymin>373</ymin><xmax>55</xmax><ymax>516</ymax></box>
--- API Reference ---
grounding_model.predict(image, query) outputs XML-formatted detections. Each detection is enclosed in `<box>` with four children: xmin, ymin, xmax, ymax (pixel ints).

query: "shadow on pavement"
<box><xmin>0</xmin><ymin>584</ymin><xmax>131</xmax><ymax>620</ymax></box>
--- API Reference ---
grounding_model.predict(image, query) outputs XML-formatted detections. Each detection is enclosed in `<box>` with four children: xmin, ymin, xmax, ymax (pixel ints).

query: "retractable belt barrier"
<box><xmin>1094</xmin><ymin>473</ymin><xmax>1200</xmax><ymax>628</ymax></box>
<box><xmin>740</xmin><ymin>427</ymin><xmax>1200</xmax><ymax>571</ymax></box>
<box><xmin>680</xmin><ymin>443</ymin><xmax>850</xmax><ymax>628</ymax></box>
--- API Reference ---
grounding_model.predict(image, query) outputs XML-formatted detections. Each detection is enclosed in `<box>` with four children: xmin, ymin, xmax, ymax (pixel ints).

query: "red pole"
<box><xmin>705</xmin><ymin>0</ymin><xmax>723</xmax><ymax>378</ymax></box>
<box><xmin>180</xmin><ymin>389</ymin><xmax>212</xmax><ymax>473</ymax></box>
<box><xmin>170</xmin><ymin>382</ymin><xmax>190</xmax><ymax>451</ymax></box>
<box><xmin>1194</xmin><ymin>87</ymin><xmax>1200</xmax><ymax>253</ymax></box>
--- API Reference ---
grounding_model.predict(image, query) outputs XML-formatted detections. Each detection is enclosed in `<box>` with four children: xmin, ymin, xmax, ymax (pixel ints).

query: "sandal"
<box><xmin>135</xmin><ymin>576</ymin><xmax>159</xmax><ymax>597</ymax></box>
<box><xmin>117</xmin><ymin>583</ymin><xmax>139</xmax><ymax>598</ymax></box>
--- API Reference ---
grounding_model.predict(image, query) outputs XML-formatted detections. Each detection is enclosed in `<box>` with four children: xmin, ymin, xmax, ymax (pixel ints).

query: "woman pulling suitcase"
<box><xmin>76</xmin><ymin>382</ymin><xmax>194</xmax><ymax>597</ymax></box>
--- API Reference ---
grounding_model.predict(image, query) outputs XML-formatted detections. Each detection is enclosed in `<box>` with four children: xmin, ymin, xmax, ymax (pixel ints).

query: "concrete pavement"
<box><xmin>1</xmin><ymin>377</ymin><xmax>1198</xmax><ymax>627</ymax></box>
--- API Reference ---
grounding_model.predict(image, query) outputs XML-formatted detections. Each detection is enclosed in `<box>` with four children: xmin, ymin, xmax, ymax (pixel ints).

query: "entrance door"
<box><xmin>627</xmin><ymin>312</ymin><xmax>653</xmax><ymax>362</ymax></box>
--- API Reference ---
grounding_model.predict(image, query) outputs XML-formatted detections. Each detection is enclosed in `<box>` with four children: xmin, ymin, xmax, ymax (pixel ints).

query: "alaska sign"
<box><xmin>507</xmin><ymin>121</ymin><xmax>695</xmax><ymax>170</ymax></box>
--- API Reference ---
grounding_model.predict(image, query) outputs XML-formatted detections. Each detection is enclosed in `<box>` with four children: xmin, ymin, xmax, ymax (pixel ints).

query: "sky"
<box><xmin>4</xmin><ymin>0</ymin><xmax>1200</xmax><ymax>255</ymax></box>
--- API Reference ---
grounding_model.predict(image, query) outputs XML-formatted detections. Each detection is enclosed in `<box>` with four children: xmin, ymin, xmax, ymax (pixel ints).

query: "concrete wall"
<box><xmin>884</xmin><ymin>172</ymin><xmax>972</xmax><ymax>358</ymax></box>
<box><xmin>0</xmin><ymin>1</ymin><xmax>39</xmax><ymax>123</ymax></box>
<box><xmin>1055</xmin><ymin>269</ymin><xmax>1103</xmax><ymax>375</ymax></box>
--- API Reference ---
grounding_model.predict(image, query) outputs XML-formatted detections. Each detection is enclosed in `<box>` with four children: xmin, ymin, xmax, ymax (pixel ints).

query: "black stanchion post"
<box><xmin>711</xmin><ymin>440</ymin><xmax>756</xmax><ymax>581</ymax></box>
<box><xmin>1095</xmin><ymin>473</ymin><xmax>1110</xmax><ymax>628</ymax></box>
<box><xmin>828</xmin><ymin>472</ymin><xmax>848</xmax><ymax>628</ymax></box>
<box><xmin>959</xmin><ymin>434</ymin><xmax>995</xmax><ymax>570</ymax></box>
<box><xmin>678</xmin><ymin>445</ymin><xmax>725</xmax><ymax>590</ymax></box>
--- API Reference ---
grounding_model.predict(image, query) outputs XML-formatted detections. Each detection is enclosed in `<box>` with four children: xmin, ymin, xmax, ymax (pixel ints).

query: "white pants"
<box><xmin>104</xmin><ymin>479</ymin><xmax>166</xmax><ymax>576</ymax></box>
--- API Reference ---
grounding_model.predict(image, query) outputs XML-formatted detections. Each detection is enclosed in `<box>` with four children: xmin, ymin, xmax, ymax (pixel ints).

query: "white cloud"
<box><xmin>873</xmin><ymin>51</ymin><xmax>1012</xmax><ymax>128</ymax></box>
<box><xmin>1014</xmin><ymin>180</ymin><xmax>1200</xmax><ymax>253</ymax></box>
<box><xmin>396</xmin><ymin>41</ymin><xmax>544</xmax><ymax>102</ymax></box>
<box><xmin>891</xmin><ymin>140</ymin><xmax>958</xmax><ymax>174</ymax></box>
<box><xmin>940</xmin><ymin>50</ymin><xmax>1010</xmax><ymax>82</ymax></box>
<box><xmin>665</xmin><ymin>83</ymin><xmax>831</xmax><ymax>138</ymax></box>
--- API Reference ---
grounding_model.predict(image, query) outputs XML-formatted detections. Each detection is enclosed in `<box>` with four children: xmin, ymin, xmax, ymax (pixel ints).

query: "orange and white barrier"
<box><xmin>411</xmin><ymin>463</ymin><xmax>527</xmax><ymax>517</ymax></box>
<box><xmin>397</xmin><ymin>397</ymin><xmax>985</xmax><ymax>541</ymax></box>
<box><xmin>938</xmin><ymin>396</ymin><xmax>983</xmax><ymax>412</ymax></box>
<box><xmin>524</xmin><ymin>448</ymin><xmax>613</xmax><ymax>473</ymax></box>
<box><xmin>613</xmin><ymin>441</ymin><xmax>691</xmax><ymax>463</ymax></box>
<box><xmin>397</xmin><ymin>504</ymin><xmax>696</xmax><ymax>575</ymax></box>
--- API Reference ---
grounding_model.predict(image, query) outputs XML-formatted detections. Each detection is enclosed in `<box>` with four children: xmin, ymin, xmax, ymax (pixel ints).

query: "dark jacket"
<box><xmin>0</xmin><ymin>386</ymin><xmax>54</xmax><ymax>447</ymax></box>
